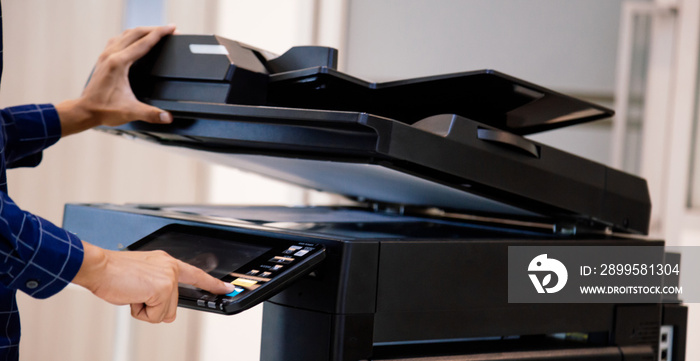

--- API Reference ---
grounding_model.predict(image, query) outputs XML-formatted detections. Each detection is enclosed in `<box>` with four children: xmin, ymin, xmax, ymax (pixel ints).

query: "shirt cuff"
<box><xmin>13</xmin><ymin>216</ymin><xmax>84</xmax><ymax>299</ymax></box>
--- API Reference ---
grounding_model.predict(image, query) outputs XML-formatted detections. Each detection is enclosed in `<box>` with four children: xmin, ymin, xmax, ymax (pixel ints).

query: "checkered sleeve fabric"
<box><xmin>0</xmin><ymin>194</ymin><xmax>84</xmax><ymax>298</ymax></box>
<box><xmin>1</xmin><ymin>104</ymin><xmax>61</xmax><ymax>168</ymax></box>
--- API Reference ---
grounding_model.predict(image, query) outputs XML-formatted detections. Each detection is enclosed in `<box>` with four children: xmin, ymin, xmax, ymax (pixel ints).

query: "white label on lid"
<box><xmin>189</xmin><ymin>44</ymin><xmax>229</xmax><ymax>55</ymax></box>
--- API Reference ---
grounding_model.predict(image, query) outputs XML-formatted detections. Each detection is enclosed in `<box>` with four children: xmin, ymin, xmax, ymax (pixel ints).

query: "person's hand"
<box><xmin>55</xmin><ymin>25</ymin><xmax>176</xmax><ymax>137</ymax></box>
<box><xmin>73</xmin><ymin>241</ymin><xmax>235</xmax><ymax>323</ymax></box>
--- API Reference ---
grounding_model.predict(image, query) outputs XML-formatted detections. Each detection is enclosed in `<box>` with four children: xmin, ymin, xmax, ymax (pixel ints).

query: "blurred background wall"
<box><xmin>0</xmin><ymin>0</ymin><xmax>697</xmax><ymax>360</ymax></box>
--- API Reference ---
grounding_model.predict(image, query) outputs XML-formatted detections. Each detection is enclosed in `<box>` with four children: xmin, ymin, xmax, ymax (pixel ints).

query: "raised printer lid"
<box><xmin>109</xmin><ymin>35</ymin><xmax>650</xmax><ymax>235</ymax></box>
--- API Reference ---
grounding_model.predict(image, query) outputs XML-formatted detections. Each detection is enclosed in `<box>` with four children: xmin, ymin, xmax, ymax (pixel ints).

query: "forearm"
<box><xmin>71</xmin><ymin>241</ymin><xmax>108</xmax><ymax>291</ymax></box>
<box><xmin>55</xmin><ymin>98</ymin><xmax>100</xmax><ymax>137</ymax></box>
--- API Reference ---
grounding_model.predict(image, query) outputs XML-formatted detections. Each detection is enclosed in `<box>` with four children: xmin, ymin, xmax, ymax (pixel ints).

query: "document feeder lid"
<box><xmin>103</xmin><ymin>35</ymin><xmax>650</xmax><ymax>235</ymax></box>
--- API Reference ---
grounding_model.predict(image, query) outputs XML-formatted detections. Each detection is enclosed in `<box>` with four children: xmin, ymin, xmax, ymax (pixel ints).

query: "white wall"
<box><xmin>345</xmin><ymin>0</ymin><xmax>623</xmax><ymax>93</ymax></box>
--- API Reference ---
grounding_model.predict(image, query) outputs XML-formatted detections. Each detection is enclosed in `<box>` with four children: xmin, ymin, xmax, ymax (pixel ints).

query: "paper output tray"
<box><xmin>131</xmin><ymin>35</ymin><xmax>613</xmax><ymax>135</ymax></box>
<box><xmin>267</xmin><ymin>67</ymin><xmax>613</xmax><ymax>135</ymax></box>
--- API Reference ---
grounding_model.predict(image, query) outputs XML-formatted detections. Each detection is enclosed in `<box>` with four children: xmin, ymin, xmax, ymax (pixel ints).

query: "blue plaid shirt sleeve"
<box><xmin>0</xmin><ymin>104</ymin><xmax>84</xmax><ymax>299</ymax></box>
<box><xmin>2</xmin><ymin>104</ymin><xmax>61</xmax><ymax>168</ymax></box>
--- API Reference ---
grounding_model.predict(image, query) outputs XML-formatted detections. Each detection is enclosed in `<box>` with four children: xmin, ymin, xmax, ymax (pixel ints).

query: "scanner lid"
<box><xmin>109</xmin><ymin>35</ymin><xmax>650</xmax><ymax>235</ymax></box>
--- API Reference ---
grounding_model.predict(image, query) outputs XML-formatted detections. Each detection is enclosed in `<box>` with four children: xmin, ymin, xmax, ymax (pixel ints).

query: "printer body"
<box><xmin>62</xmin><ymin>35</ymin><xmax>687</xmax><ymax>361</ymax></box>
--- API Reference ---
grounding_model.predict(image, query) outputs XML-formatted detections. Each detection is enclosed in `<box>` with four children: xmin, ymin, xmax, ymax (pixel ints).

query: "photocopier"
<box><xmin>62</xmin><ymin>35</ymin><xmax>688</xmax><ymax>361</ymax></box>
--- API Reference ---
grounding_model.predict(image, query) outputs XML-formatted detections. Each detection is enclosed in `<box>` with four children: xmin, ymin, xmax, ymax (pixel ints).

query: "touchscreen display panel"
<box><xmin>134</xmin><ymin>231</ymin><xmax>271</xmax><ymax>280</ymax></box>
<box><xmin>128</xmin><ymin>224</ymin><xmax>326</xmax><ymax>315</ymax></box>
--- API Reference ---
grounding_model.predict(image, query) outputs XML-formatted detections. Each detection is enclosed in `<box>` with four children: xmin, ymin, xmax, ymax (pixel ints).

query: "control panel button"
<box><xmin>283</xmin><ymin>246</ymin><xmax>303</xmax><ymax>255</ymax></box>
<box><xmin>246</xmin><ymin>270</ymin><xmax>260</xmax><ymax>276</ymax></box>
<box><xmin>271</xmin><ymin>265</ymin><xmax>284</xmax><ymax>271</ymax></box>
<box><xmin>294</xmin><ymin>250</ymin><xmax>310</xmax><ymax>257</ymax></box>
<box><xmin>270</xmin><ymin>256</ymin><xmax>294</xmax><ymax>264</ymax></box>
<box><xmin>260</xmin><ymin>272</ymin><xmax>272</xmax><ymax>278</ymax></box>
<box><xmin>225</xmin><ymin>286</ymin><xmax>245</xmax><ymax>298</ymax></box>
<box><xmin>232</xmin><ymin>278</ymin><xmax>258</xmax><ymax>287</ymax></box>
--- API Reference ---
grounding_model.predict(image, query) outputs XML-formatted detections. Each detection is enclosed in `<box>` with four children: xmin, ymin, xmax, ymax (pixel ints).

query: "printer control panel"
<box><xmin>127</xmin><ymin>224</ymin><xmax>326</xmax><ymax>315</ymax></box>
<box><xmin>193</xmin><ymin>243</ymin><xmax>323</xmax><ymax>313</ymax></box>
